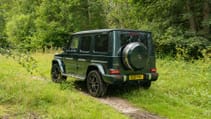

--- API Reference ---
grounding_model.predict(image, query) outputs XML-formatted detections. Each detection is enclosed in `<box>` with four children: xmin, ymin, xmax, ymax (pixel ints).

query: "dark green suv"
<box><xmin>51</xmin><ymin>29</ymin><xmax>158</xmax><ymax>97</ymax></box>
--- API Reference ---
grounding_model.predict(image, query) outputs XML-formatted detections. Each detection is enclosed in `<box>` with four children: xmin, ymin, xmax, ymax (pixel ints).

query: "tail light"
<box><xmin>109</xmin><ymin>69</ymin><xmax>120</xmax><ymax>75</ymax></box>
<box><xmin>150</xmin><ymin>68</ymin><xmax>157</xmax><ymax>73</ymax></box>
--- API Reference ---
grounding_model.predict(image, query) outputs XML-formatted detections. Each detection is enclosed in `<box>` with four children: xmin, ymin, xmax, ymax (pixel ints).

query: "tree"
<box><xmin>32</xmin><ymin>0</ymin><xmax>107</xmax><ymax>49</ymax></box>
<box><xmin>0</xmin><ymin>0</ymin><xmax>210</xmax><ymax>58</ymax></box>
<box><xmin>202</xmin><ymin>0</ymin><xmax>210</xmax><ymax>38</ymax></box>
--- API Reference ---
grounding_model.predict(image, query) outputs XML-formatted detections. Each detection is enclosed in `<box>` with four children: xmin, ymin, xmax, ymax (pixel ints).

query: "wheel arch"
<box><xmin>52</xmin><ymin>59</ymin><xmax>65</xmax><ymax>73</ymax></box>
<box><xmin>86</xmin><ymin>64</ymin><xmax>105</xmax><ymax>79</ymax></box>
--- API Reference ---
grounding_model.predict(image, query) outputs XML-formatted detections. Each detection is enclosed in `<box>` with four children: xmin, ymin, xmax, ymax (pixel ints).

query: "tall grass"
<box><xmin>119</xmin><ymin>57</ymin><xmax>211</xmax><ymax>119</ymax></box>
<box><xmin>0</xmin><ymin>53</ymin><xmax>128</xmax><ymax>119</ymax></box>
<box><xmin>1</xmin><ymin>52</ymin><xmax>210</xmax><ymax>119</ymax></box>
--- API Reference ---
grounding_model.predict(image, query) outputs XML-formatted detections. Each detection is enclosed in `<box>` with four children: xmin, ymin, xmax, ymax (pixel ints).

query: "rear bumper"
<box><xmin>102</xmin><ymin>73</ymin><xmax>158</xmax><ymax>84</ymax></box>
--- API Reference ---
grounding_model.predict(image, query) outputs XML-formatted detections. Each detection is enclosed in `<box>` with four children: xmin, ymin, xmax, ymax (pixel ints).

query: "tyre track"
<box><xmin>75</xmin><ymin>81</ymin><xmax>165</xmax><ymax>119</ymax></box>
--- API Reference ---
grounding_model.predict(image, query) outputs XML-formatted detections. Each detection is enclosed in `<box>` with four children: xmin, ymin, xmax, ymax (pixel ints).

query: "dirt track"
<box><xmin>1</xmin><ymin>78</ymin><xmax>165</xmax><ymax>119</ymax></box>
<box><xmin>75</xmin><ymin>81</ymin><xmax>165</xmax><ymax>119</ymax></box>
<box><xmin>97</xmin><ymin>97</ymin><xmax>164</xmax><ymax>119</ymax></box>
<box><xmin>28</xmin><ymin>78</ymin><xmax>165</xmax><ymax>119</ymax></box>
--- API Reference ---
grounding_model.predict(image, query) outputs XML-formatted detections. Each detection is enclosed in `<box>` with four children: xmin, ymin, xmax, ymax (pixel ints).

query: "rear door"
<box><xmin>118</xmin><ymin>31</ymin><xmax>150</xmax><ymax>72</ymax></box>
<box><xmin>63</xmin><ymin>36</ymin><xmax>79</xmax><ymax>74</ymax></box>
<box><xmin>77</xmin><ymin>35</ymin><xmax>92</xmax><ymax>78</ymax></box>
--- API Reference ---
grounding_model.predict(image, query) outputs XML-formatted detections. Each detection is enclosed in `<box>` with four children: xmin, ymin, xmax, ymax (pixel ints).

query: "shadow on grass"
<box><xmin>71</xmin><ymin>80</ymin><xmax>143</xmax><ymax>97</ymax></box>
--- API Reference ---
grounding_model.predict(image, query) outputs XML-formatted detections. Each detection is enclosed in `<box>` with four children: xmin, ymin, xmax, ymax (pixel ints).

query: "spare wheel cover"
<box><xmin>122</xmin><ymin>42</ymin><xmax>148</xmax><ymax>70</ymax></box>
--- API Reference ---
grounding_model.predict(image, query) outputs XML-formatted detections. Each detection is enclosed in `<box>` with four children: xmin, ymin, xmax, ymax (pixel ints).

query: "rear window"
<box><xmin>80</xmin><ymin>36</ymin><xmax>91</xmax><ymax>52</ymax></box>
<box><xmin>120</xmin><ymin>32</ymin><xmax>148</xmax><ymax>47</ymax></box>
<box><xmin>94</xmin><ymin>34</ymin><xmax>108</xmax><ymax>52</ymax></box>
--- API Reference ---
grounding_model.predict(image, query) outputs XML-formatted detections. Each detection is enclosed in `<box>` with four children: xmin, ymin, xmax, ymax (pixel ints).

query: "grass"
<box><xmin>118</xmin><ymin>57</ymin><xmax>211</xmax><ymax>119</ymax></box>
<box><xmin>0</xmin><ymin>52</ymin><xmax>210</xmax><ymax>119</ymax></box>
<box><xmin>0</xmin><ymin>53</ymin><xmax>128</xmax><ymax>119</ymax></box>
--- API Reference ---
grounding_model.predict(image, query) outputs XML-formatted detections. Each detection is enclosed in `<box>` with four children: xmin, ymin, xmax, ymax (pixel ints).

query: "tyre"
<box><xmin>86</xmin><ymin>70</ymin><xmax>108</xmax><ymax>97</ymax></box>
<box><xmin>122</xmin><ymin>42</ymin><xmax>148</xmax><ymax>70</ymax></box>
<box><xmin>141</xmin><ymin>81</ymin><xmax>151</xmax><ymax>89</ymax></box>
<box><xmin>51</xmin><ymin>63</ymin><xmax>67</xmax><ymax>83</ymax></box>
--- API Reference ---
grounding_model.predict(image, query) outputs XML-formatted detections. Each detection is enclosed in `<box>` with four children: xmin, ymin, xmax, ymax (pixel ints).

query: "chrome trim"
<box><xmin>123</xmin><ymin>75</ymin><xmax>127</xmax><ymax>82</ymax></box>
<box><xmin>123</xmin><ymin>44</ymin><xmax>133</xmax><ymax>70</ymax></box>
<box><xmin>113</xmin><ymin>31</ymin><xmax>116</xmax><ymax>56</ymax></box>
<box><xmin>62</xmin><ymin>73</ymin><xmax>85</xmax><ymax>80</ymax></box>
<box><xmin>123</xmin><ymin>42</ymin><xmax>141</xmax><ymax>70</ymax></box>
<box><xmin>148</xmin><ymin>73</ymin><xmax>152</xmax><ymax>80</ymax></box>
<box><xmin>65</xmin><ymin>57</ymin><xmax>73</xmax><ymax>60</ymax></box>
<box><xmin>78</xmin><ymin>58</ymin><xmax>86</xmax><ymax>62</ymax></box>
<box><xmin>91</xmin><ymin>60</ymin><xmax>108</xmax><ymax>64</ymax></box>
<box><xmin>54</xmin><ymin>56</ymin><xmax>62</xmax><ymax>59</ymax></box>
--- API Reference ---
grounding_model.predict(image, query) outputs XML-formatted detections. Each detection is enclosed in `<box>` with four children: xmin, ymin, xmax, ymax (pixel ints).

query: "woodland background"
<box><xmin>0</xmin><ymin>0</ymin><xmax>210</xmax><ymax>58</ymax></box>
<box><xmin>0</xmin><ymin>1</ymin><xmax>210</xmax><ymax>118</ymax></box>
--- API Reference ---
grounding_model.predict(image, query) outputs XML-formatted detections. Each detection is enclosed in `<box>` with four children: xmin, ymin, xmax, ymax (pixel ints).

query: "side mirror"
<box><xmin>62</xmin><ymin>46</ymin><xmax>67</xmax><ymax>51</ymax></box>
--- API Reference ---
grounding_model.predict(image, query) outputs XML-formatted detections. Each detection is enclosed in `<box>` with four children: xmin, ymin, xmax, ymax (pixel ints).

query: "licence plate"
<box><xmin>129</xmin><ymin>74</ymin><xmax>144</xmax><ymax>80</ymax></box>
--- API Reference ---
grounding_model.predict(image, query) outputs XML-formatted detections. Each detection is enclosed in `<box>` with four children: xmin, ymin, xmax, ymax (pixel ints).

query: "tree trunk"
<box><xmin>202</xmin><ymin>0</ymin><xmax>210</xmax><ymax>35</ymax></box>
<box><xmin>87</xmin><ymin>0</ymin><xmax>91</xmax><ymax>27</ymax></box>
<box><xmin>186</xmin><ymin>0</ymin><xmax>197</xmax><ymax>32</ymax></box>
<box><xmin>83</xmin><ymin>0</ymin><xmax>90</xmax><ymax>29</ymax></box>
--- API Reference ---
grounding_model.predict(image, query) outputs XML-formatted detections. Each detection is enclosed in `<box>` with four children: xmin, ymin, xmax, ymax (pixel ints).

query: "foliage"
<box><xmin>0</xmin><ymin>48</ymin><xmax>38</xmax><ymax>74</ymax></box>
<box><xmin>6</xmin><ymin>14</ymin><xmax>35</xmax><ymax>49</ymax></box>
<box><xmin>0</xmin><ymin>0</ymin><xmax>211</xmax><ymax>58</ymax></box>
<box><xmin>157</xmin><ymin>27</ymin><xmax>211</xmax><ymax>59</ymax></box>
<box><xmin>102</xmin><ymin>0</ymin><xmax>211</xmax><ymax>58</ymax></box>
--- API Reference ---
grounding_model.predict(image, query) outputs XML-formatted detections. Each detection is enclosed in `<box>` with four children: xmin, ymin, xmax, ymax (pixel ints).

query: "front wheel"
<box><xmin>86</xmin><ymin>70</ymin><xmax>108</xmax><ymax>97</ymax></box>
<box><xmin>51</xmin><ymin>63</ymin><xmax>67</xmax><ymax>83</ymax></box>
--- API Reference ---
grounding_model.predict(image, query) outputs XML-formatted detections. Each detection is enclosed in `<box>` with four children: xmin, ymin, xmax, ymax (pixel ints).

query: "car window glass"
<box><xmin>120</xmin><ymin>32</ymin><xmax>148</xmax><ymax>47</ymax></box>
<box><xmin>94</xmin><ymin>34</ymin><xmax>108</xmax><ymax>52</ymax></box>
<box><xmin>69</xmin><ymin>36</ymin><xmax>79</xmax><ymax>52</ymax></box>
<box><xmin>80</xmin><ymin>36</ymin><xmax>91</xmax><ymax>52</ymax></box>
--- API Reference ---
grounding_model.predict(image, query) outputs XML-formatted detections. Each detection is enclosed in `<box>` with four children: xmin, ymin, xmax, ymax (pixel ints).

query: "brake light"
<box><xmin>150</xmin><ymin>68</ymin><xmax>157</xmax><ymax>73</ymax></box>
<box><xmin>109</xmin><ymin>69</ymin><xmax>120</xmax><ymax>75</ymax></box>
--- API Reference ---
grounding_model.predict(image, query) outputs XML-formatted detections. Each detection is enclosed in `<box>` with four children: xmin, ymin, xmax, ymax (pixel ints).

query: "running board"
<box><xmin>62</xmin><ymin>73</ymin><xmax>85</xmax><ymax>81</ymax></box>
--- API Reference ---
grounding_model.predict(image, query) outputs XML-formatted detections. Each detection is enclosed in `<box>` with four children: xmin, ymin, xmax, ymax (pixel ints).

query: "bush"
<box><xmin>5</xmin><ymin>14</ymin><xmax>37</xmax><ymax>50</ymax></box>
<box><xmin>155</xmin><ymin>27</ymin><xmax>211</xmax><ymax>59</ymax></box>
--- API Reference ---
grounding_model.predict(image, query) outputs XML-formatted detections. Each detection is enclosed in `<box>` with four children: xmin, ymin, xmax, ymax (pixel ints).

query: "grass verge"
<box><xmin>1</xmin><ymin>52</ymin><xmax>210</xmax><ymax>119</ymax></box>
<box><xmin>118</xmin><ymin>57</ymin><xmax>211</xmax><ymax>119</ymax></box>
<box><xmin>0</xmin><ymin>53</ymin><xmax>128</xmax><ymax>119</ymax></box>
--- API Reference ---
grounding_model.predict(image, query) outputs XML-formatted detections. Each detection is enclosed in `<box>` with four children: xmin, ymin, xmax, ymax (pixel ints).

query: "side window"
<box><xmin>94</xmin><ymin>34</ymin><xmax>108</xmax><ymax>52</ymax></box>
<box><xmin>69</xmin><ymin>36</ymin><xmax>79</xmax><ymax>52</ymax></box>
<box><xmin>80</xmin><ymin>36</ymin><xmax>91</xmax><ymax>52</ymax></box>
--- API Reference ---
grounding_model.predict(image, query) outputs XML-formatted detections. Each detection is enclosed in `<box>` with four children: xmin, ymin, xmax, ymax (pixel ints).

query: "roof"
<box><xmin>72</xmin><ymin>29</ymin><xmax>150</xmax><ymax>35</ymax></box>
